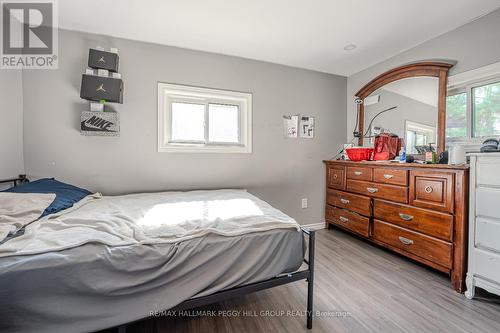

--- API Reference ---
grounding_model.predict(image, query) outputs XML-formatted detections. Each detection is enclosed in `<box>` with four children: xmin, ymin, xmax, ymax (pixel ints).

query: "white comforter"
<box><xmin>0</xmin><ymin>189</ymin><xmax>299</xmax><ymax>257</ymax></box>
<box><xmin>0</xmin><ymin>193</ymin><xmax>56</xmax><ymax>241</ymax></box>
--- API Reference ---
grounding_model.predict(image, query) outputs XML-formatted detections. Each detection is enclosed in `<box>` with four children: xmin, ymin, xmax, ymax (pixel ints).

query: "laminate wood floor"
<box><xmin>114</xmin><ymin>228</ymin><xmax>500</xmax><ymax>333</ymax></box>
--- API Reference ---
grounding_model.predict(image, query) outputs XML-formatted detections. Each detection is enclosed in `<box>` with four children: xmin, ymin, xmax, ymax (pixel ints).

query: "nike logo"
<box><xmin>81</xmin><ymin>116</ymin><xmax>116</xmax><ymax>132</ymax></box>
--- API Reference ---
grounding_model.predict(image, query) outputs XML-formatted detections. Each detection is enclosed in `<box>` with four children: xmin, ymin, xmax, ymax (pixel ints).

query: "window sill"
<box><xmin>447</xmin><ymin>137</ymin><xmax>500</xmax><ymax>146</ymax></box>
<box><xmin>158</xmin><ymin>143</ymin><xmax>252</xmax><ymax>154</ymax></box>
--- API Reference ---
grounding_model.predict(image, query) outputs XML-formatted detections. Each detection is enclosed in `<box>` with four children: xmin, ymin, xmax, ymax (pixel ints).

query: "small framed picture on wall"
<box><xmin>299</xmin><ymin>116</ymin><xmax>315</xmax><ymax>138</ymax></box>
<box><xmin>283</xmin><ymin>115</ymin><xmax>299</xmax><ymax>138</ymax></box>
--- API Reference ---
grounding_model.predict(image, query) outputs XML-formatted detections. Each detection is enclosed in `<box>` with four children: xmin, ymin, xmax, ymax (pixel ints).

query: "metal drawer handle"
<box><xmin>398</xmin><ymin>236</ymin><xmax>414</xmax><ymax>245</ymax></box>
<box><xmin>366</xmin><ymin>187</ymin><xmax>378</xmax><ymax>193</ymax></box>
<box><xmin>333</xmin><ymin>174</ymin><xmax>338</xmax><ymax>179</ymax></box>
<box><xmin>340</xmin><ymin>198</ymin><xmax>350</xmax><ymax>204</ymax></box>
<box><xmin>424</xmin><ymin>186</ymin><xmax>433</xmax><ymax>193</ymax></box>
<box><xmin>383</xmin><ymin>174</ymin><xmax>394</xmax><ymax>179</ymax></box>
<box><xmin>339</xmin><ymin>216</ymin><xmax>349</xmax><ymax>223</ymax></box>
<box><xmin>399</xmin><ymin>213</ymin><xmax>414</xmax><ymax>221</ymax></box>
<box><xmin>354</xmin><ymin>171</ymin><xmax>363</xmax><ymax>176</ymax></box>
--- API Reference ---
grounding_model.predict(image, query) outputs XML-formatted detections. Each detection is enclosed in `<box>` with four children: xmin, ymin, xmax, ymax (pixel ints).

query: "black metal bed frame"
<box><xmin>1</xmin><ymin>175</ymin><xmax>316</xmax><ymax>331</ymax></box>
<box><xmin>0</xmin><ymin>174</ymin><xmax>28</xmax><ymax>187</ymax></box>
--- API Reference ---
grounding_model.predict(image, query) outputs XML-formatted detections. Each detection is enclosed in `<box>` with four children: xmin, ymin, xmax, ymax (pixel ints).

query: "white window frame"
<box><xmin>446</xmin><ymin>62</ymin><xmax>500</xmax><ymax>146</ymax></box>
<box><xmin>158</xmin><ymin>83</ymin><xmax>252</xmax><ymax>153</ymax></box>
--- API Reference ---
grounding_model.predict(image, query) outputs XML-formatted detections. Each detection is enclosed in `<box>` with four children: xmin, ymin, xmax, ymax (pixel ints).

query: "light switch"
<box><xmin>301</xmin><ymin>198</ymin><xmax>308</xmax><ymax>209</ymax></box>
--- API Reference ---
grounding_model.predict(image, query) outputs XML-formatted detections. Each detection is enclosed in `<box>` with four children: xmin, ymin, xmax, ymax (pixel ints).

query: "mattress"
<box><xmin>0</xmin><ymin>219</ymin><xmax>304</xmax><ymax>332</ymax></box>
<box><xmin>0</xmin><ymin>189</ymin><xmax>300</xmax><ymax>257</ymax></box>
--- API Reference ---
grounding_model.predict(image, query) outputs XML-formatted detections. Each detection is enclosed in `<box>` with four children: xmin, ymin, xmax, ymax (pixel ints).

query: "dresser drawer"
<box><xmin>477</xmin><ymin>187</ymin><xmax>500</xmax><ymax>220</ymax></box>
<box><xmin>409</xmin><ymin>170</ymin><xmax>454</xmax><ymax>213</ymax></box>
<box><xmin>473</xmin><ymin>248</ymin><xmax>500</xmax><ymax>283</ymax></box>
<box><xmin>477</xmin><ymin>156</ymin><xmax>500</xmax><ymax>187</ymax></box>
<box><xmin>373</xmin><ymin>200</ymin><xmax>452</xmax><ymax>241</ymax></box>
<box><xmin>326</xmin><ymin>206</ymin><xmax>370</xmax><ymax>237</ymax></box>
<box><xmin>476</xmin><ymin>217</ymin><xmax>500</xmax><ymax>253</ymax></box>
<box><xmin>327</xmin><ymin>166</ymin><xmax>345</xmax><ymax>190</ymax></box>
<box><xmin>346</xmin><ymin>179</ymin><xmax>408</xmax><ymax>204</ymax></box>
<box><xmin>346</xmin><ymin>166</ymin><xmax>373</xmax><ymax>181</ymax></box>
<box><xmin>373</xmin><ymin>168</ymin><xmax>408</xmax><ymax>186</ymax></box>
<box><xmin>372</xmin><ymin>220</ymin><xmax>452</xmax><ymax>268</ymax></box>
<box><xmin>326</xmin><ymin>189</ymin><xmax>371</xmax><ymax>216</ymax></box>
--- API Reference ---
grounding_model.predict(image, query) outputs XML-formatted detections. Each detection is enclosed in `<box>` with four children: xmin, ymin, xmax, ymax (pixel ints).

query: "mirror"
<box><xmin>355</xmin><ymin>62</ymin><xmax>453</xmax><ymax>155</ymax></box>
<box><xmin>363</xmin><ymin>77</ymin><xmax>439</xmax><ymax>155</ymax></box>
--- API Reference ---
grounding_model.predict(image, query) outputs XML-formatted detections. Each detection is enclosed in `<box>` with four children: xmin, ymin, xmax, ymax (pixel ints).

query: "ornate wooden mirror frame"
<box><xmin>354</xmin><ymin>61</ymin><xmax>454</xmax><ymax>154</ymax></box>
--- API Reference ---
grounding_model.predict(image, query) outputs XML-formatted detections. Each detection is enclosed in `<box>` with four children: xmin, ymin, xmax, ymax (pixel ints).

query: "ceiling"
<box><xmin>59</xmin><ymin>0</ymin><xmax>500</xmax><ymax>76</ymax></box>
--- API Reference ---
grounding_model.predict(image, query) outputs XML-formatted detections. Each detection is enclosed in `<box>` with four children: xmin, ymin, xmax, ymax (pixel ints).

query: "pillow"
<box><xmin>4</xmin><ymin>178</ymin><xmax>92</xmax><ymax>217</ymax></box>
<box><xmin>0</xmin><ymin>192</ymin><xmax>56</xmax><ymax>241</ymax></box>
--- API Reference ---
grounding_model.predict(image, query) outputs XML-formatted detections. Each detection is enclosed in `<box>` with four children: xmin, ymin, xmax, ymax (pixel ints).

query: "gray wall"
<box><xmin>364</xmin><ymin>89</ymin><xmax>437</xmax><ymax>146</ymax></box>
<box><xmin>0</xmin><ymin>70</ymin><xmax>24</xmax><ymax>180</ymax></box>
<box><xmin>347</xmin><ymin>8</ymin><xmax>500</xmax><ymax>141</ymax></box>
<box><xmin>22</xmin><ymin>29</ymin><xmax>347</xmax><ymax>225</ymax></box>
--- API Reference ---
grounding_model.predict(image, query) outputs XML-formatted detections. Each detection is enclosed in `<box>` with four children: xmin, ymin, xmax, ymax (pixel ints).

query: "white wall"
<box><xmin>0</xmin><ymin>70</ymin><xmax>24</xmax><ymax>180</ymax></box>
<box><xmin>22</xmin><ymin>29</ymin><xmax>347</xmax><ymax>225</ymax></box>
<box><xmin>347</xmin><ymin>8</ymin><xmax>500</xmax><ymax>142</ymax></box>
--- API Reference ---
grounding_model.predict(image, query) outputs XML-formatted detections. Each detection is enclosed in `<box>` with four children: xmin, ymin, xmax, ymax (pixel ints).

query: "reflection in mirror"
<box><xmin>405</xmin><ymin>120</ymin><xmax>436</xmax><ymax>154</ymax></box>
<box><xmin>363</xmin><ymin>77</ymin><xmax>439</xmax><ymax>157</ymax></box>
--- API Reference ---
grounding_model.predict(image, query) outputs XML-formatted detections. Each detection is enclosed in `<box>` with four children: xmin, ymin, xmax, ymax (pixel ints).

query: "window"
<box><xmin>158</xmin><ymin>83</ymin><xmax>252</xmax><ymax>153</ymax></box>
<box><xmin>446</xmin><ymin>92</ymin><xmax>467</xmax><ymax>139</ymax></box>
<box><xmin>446</xmin><ymin>77</ymin><xmax>500</xmax><ymax>142</ymax></box>
<box><xmin>473</xmin><ymin>81</ymin><xmax>500</xmax><ymax>137</ymax></box>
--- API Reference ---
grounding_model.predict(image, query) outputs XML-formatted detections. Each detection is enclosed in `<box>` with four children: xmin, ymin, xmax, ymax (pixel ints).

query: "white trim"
<box><xmin>446</xmin><ymin>141</ymin><xmax>482</xmax><ymax>152</ymax></box>
<box><xmin>158</xmin><ymin>143</ymin><xmax>252</xmax><ymax>154</ymax></box>
<box><xmin>158</xmin><ymin>83</ymin><xmax>253</xmax><ymax>154</ymax></box>
<box><xmin>448</xmin><ymin>61</ymin><xmax>500</xmax><ymax>90</ymax></box>
<box><xmin>302</xmin><ymin>222</ymin><xmax>327</xmax><ymax>231</ymax></box>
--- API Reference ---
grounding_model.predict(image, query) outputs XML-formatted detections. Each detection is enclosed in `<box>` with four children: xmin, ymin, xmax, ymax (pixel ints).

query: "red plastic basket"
<box><xmin>346</xmin><ymin>148</ymin><xmax>373</xmax><ymax>161</ymax></box>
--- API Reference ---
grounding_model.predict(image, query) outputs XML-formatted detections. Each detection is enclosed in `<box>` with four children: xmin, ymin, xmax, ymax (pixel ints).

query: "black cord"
<box><xmin>330</xmin><ymin>137</ymin><xmax>356</xmax><ymax>160</ymax></box>
<box><xmin>331</xmin><ymin>99</ymin><xmax>390</xmax><ymax>160</ymax></box>
<box><xmin>363</xmin><ymin>106</ymin><xmax>397</xmax><ymax>137</ymax></box>
<box><xmin>331</xmin><ymin>98</ymin><xmax>363</xmax><ymax>160</ymax></box>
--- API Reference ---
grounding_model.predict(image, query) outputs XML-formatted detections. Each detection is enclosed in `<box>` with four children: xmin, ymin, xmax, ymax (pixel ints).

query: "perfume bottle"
<box><xmin>399</xmin><ymin>138</ymin><xmax>406</xmax><ymax>163</ymax></box>
<box><xmin>399</xmin><ymin>146</ymin><xmax>406</xmax><ymax>163</ymax></box>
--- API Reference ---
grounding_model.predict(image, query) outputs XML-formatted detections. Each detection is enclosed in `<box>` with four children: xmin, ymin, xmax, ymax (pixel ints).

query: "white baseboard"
<box><xmin>301</xmin><ymin>222</ymin><xmax>326</xmax><ymax>231</ymax></box>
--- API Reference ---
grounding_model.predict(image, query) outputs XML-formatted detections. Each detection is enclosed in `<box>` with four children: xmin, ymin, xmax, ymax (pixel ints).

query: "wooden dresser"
<box><xmin>324</xmin><ymin>160</ymin><xmax>469</xmax><ymax>292</ymax></box>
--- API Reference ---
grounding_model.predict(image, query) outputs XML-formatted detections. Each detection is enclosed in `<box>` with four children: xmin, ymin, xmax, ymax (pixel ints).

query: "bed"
<box><xmin>0</xmin><ymin>176</ymin><xmax>315</xmax><ymax>333</ymax></box>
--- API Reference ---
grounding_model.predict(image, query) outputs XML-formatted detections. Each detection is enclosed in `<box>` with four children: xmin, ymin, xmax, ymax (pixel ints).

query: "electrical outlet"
<box><xmin>301</xmin><ymin>198</ymin><xmax>308</xmax><ymax>209</ymax></box>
